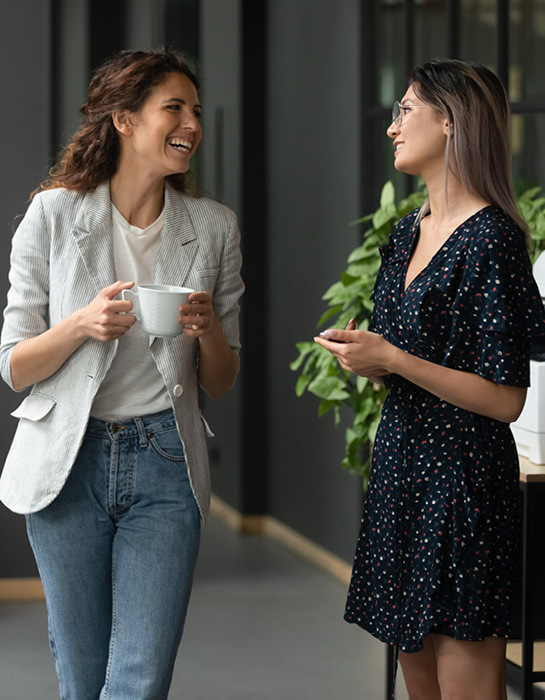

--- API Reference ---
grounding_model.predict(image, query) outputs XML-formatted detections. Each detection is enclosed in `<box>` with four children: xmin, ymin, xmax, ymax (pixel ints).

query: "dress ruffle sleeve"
<box><xmin>445</xmin><ymin>212</ymin><xmax>545</xmax><ymax>386</ymax></box>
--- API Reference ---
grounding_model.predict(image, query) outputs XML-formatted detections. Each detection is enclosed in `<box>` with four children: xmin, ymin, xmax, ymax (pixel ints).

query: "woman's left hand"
<box><xmin>180</xmin><ymin>290</ymin><xmax>240</xmax><ymax>399</ymax></box>
<box><xmin>179</xmin><ymin>292</ymin><xmax>217</xmax><ymax>337</ymax></box>
<box><xmin>314</xmin><ymin>327</ymin><xmax>393</xmax><ymax>378</ymax></box>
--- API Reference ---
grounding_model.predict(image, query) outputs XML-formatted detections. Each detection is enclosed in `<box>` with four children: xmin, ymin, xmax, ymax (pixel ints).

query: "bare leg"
<box><xmin>398</xmin><ymin>636</ymin><xmax>442</xmax><ymax>700</ymax></box>
<box><xmin>433</xmin><ymin>634</ymin><xmax>507</xmax><ymax>700</ymax></box>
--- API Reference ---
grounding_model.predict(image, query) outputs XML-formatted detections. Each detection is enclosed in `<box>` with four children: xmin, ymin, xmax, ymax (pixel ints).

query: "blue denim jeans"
<box><xmin>26</xmin><ymin>409</ymin><xmax>201</xmax><ymax>700</ymax></box>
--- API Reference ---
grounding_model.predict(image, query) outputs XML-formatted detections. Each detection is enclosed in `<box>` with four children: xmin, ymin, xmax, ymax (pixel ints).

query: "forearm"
<box><xmin>8</xmin><ymin>281</ymin><xmax>137</xmax><ymax>391</ymax></box>
<box><xmin>10</xmin><ymin>314</ymin><xmax>88</xmax><ymax>391</ymax></box>
<box><xmin>387</xmin><ymin>345</ymin><xmax>526</xmax><ymax>423</ymax></box>
<box><xmin>197</xmin><ymin>315</ymin><xmax>239</xmax><ymax>399</ymax></box>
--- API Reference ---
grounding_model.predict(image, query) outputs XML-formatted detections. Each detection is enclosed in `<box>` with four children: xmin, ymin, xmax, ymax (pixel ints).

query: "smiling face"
<box><xmin>386</xmin><ymin>84</ymin><xmax>450</xmax><ymax>178</ymax></box>
<box><xmin>114</xmin><ymin>72</ymin><xmax>202</xmax><ymax>180</ymax></box>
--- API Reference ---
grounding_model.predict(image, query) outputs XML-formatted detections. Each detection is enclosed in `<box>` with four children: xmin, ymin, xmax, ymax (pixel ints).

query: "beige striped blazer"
<box><xmin>0</xmin><ymin>181</ymin><xmax>243</xmax><ymax>517</ymax></box>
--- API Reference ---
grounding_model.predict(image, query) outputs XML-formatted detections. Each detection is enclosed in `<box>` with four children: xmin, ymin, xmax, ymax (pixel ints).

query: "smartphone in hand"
<box><xmin>319</xmin><ymin>332</ymin><xmax>348</xmax><ymax>344</ymax></box>
<box><xmin>319</xmin><ymin>319</ymin><xmax>356</xmax><ymax>343</ymax></box>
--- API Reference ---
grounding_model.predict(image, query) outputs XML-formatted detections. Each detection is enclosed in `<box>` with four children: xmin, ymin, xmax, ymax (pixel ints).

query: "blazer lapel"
<box><xmin>70</xmin><ymin>182</ymin><xmax>198</xmax><ymax>294</ymax></box>
<box><xmin>154</xmin><ymin>184</ymin><xmax>198</xmax><ymax>288</ymax></box>
<box><xmin>71</xmin><ymin>182</ymin><xmax>117</xmax><ymax>294</ymax></box>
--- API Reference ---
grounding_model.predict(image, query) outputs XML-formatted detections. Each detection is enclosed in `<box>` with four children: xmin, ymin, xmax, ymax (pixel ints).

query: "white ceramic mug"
<box><xmin>122</xmin><ymin>284</ymin><xmax>195</xmax><ymax>338</ymax></box>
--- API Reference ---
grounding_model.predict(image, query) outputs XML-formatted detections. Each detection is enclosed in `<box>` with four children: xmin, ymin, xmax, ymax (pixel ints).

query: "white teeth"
<box><xmin>169</xmin><ymin>139</ymin><xmax>192</xmax><ymax>151</ymax></box>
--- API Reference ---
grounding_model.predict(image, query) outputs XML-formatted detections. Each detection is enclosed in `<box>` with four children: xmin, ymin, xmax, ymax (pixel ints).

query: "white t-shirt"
<box><xmin>90</xmin><ymin>204</ymin><xmax>172</xmax><ymax>421</ymax></box>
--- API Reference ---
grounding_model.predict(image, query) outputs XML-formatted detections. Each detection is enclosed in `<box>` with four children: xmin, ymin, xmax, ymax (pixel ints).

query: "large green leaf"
<box><xmin>308</xmin><ymin>375</ymin><xmax>351</xmax><ymax>401</ymax></box>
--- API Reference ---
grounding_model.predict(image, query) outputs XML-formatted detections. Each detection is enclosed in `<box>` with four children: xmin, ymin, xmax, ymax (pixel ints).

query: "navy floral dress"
<box><xmin>344</xmin><ymin>206</ymin><xmax>545</xmax><ymax>653</ymax></box>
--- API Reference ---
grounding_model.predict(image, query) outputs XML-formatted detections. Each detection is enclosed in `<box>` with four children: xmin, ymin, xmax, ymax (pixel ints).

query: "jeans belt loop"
<box><xmin>135</xmin><ymin>417</ymin><xmax>149</xmax><ymax>448</ymax></box>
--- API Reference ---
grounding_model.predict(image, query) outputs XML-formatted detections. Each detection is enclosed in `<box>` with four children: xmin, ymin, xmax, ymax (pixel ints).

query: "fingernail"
<box><xmin>320</xmin><ymin>330</ymin><xmax>335</xmax><ymax>338</ymax></box>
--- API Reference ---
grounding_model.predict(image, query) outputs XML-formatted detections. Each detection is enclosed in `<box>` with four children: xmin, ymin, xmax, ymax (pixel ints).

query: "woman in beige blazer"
<box><xmin>0</xmin><ymin>48</ymin><xmax>243</xmax><ymax>699</ymax></box>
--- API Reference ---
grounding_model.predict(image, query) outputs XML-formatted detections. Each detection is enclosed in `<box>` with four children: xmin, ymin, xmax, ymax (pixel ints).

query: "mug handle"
<box><xmin>121</xmin><ymin>288</ymin><xmax>140</xmax><ymax>320</ymax></box>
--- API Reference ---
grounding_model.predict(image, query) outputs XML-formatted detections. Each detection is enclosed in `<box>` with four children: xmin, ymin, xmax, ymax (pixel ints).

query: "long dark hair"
<box><xmin>410</xmin><ymin>58</ymin><xmax>527</xmax><ymax>234</ymax></box>
<box><xmin>36</xmin><ymin>48</ymin><xmax>200</xmax><ymax>197</ymax></box>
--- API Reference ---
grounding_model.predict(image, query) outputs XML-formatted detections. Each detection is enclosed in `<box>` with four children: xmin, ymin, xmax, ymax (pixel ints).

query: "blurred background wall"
<box><xmin>2</xmin><ymin>0</ymin><xmax>545</xmax><ymax>579</ymax></box>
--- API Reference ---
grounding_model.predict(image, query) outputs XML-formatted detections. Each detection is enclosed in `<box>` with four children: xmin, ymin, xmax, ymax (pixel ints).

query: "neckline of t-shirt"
<box><xmin>111</xmin><ymin>202</ymin><xmax>165</xmax><ymax>236</ymax></box>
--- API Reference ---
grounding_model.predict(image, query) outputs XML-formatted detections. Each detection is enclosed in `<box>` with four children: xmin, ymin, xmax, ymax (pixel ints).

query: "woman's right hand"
<box><xmin>315</xmin><ymin>327</ymin><xmax>393</xmax><ymax>379</ymax></box>
<box><xmin>10</xmin><ymin>280</ymin><xmax>136</xmax><ymax>391</ymax></box>
<box><xmin>73</xmin><ymin>280</ymin><xmax>136</xmax><ymax>342</ymax></box>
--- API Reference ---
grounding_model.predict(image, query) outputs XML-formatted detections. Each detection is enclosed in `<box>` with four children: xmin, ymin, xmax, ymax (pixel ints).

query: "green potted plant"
<box><xmin>290</xmin><ymin>181</ymin><xmax>545</xmax><ymax>488</ymax></box>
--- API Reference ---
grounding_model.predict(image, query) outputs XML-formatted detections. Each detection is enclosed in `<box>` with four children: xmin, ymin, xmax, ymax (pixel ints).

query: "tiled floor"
<box><xmin>0</xmin><ymin>517</ymin><xmax>537</xmax><ymax>699</ymax></box>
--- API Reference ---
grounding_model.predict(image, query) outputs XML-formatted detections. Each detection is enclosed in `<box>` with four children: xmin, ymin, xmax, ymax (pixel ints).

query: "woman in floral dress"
<box><xmin>316</xmin><ymin>59</ymin><xmax>545</xmax><ymax>699</ymax></box>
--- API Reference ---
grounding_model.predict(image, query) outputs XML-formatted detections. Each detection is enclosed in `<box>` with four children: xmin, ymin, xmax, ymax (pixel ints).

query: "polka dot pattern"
<box><xmin>344</xmin><ymin>206</ymin><xmax>545</xmax><ymax>653</ymax></box>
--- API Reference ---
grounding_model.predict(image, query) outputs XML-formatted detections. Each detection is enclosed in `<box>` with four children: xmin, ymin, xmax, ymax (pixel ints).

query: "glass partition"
<box><xmin>414</xmin><ymin>0</ymin><xmax>447</xmax><ymax>66</ymax></box>
<box><xmin>512</xmin><ymin>113</ymin><xmax>545</xmax><ymax>189</ymax></box>
<box><xmin>460</xmin><ymin>0</ymin><xmax>497</xmax><ymax>70</ymax></box>
<box><xmin>510</xmin><ymin>0</ymin><xmax>545</xmax><ymax>102</ymax></box>
<box><xmin>376</xmin><ymin>0</ymin><xmax>405</xmax><ymax>107</ymax></box>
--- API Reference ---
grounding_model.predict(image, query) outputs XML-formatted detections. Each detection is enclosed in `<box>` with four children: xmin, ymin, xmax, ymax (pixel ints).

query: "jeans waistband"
<box><xmin>86</xmin><ymin>408</ymin><xmax>176</xmax><ymax>441</ymax></box>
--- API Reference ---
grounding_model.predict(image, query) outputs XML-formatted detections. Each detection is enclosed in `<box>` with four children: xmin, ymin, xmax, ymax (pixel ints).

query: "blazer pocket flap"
<box><xmin>11</xmin><ymin>393</ymin><xmax>57</xmax><ymax>421</ymax></box>
<box><xmin>197</xmin><ymin>267</ymin><xmax>220</xmax><ymax>278</ymax></box>
<box><xmin>194</xmin><ymin>268</ymin><xmax>220</xmax><ymax>295</ymax></box>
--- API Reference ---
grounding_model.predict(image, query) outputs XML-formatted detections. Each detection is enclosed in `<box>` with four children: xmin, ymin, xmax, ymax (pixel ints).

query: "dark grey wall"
<box><xmin>54</xmin><ymin>0</ymin><xmax>89</xmax><ymax>146</ymax></box>
<box><xmin>199</xmin><ymin>0</ymin><xmax>365</xmax><ymax>560</ymax></box>
<box><xmin>0</xmin><ymin>0</ymin><xmax>54</xmax><ymax>577</ymax></box>
<box><xmin>266</xmin><ymin>0</ymin><xmax>364</xmax><ymax>559</ymax></box>
<box><xmin>198</xmin><ymin>0</ymin><xmax>245</xmax><ymax>510</ymax></box>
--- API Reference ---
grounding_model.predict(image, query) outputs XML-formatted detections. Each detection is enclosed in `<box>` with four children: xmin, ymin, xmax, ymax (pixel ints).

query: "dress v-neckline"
<box><xmin>401</xmin><ymin>205</ymin><xmax>492</xmax><ymax>296</ymax></box>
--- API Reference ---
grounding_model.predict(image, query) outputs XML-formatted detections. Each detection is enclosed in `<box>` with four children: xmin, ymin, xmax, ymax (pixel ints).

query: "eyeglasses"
<box><xmin>391</xmin><ymin>101</ymin><xmax>426</xmax><ymax>127</ymax></box>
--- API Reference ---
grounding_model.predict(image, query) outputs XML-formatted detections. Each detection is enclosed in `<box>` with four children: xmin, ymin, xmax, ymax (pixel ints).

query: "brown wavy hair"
<box><xmin>410</xmin><ymin>58</ymin><xmax>528</xmax><ymax>234</ymax></box>
<box><xmin>36</xmin><ymin>48</ymin><xmax>200</xmax><ymax>197</ymax></box>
